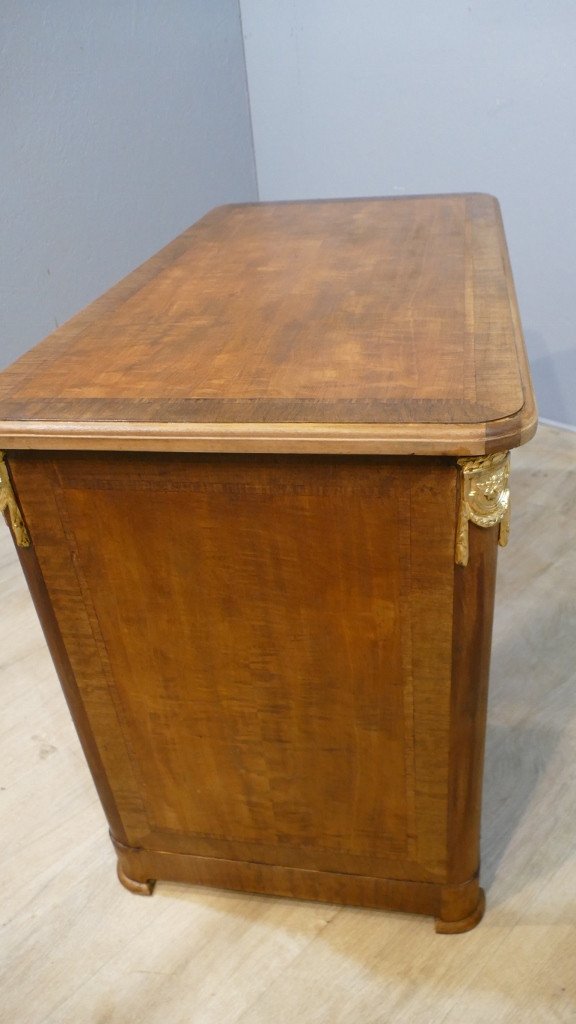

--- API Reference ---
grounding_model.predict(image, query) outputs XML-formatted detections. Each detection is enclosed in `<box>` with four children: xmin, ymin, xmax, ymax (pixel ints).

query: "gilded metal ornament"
<box><xmin>0</xmin><ymin>451</ymin><xmax>30</xmax><ymax>547</ymax></box>
<box><xmin>455</xmin><ymin>452</ymin><xmax>510</xmax><ymax>566</ymax></box>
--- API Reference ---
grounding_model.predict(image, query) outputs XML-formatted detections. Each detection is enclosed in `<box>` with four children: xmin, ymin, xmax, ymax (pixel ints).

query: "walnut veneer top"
<box><xmin>0</xmin><ymin>194</ymin><xmax>536</xmax><ymax>455</ymax></box>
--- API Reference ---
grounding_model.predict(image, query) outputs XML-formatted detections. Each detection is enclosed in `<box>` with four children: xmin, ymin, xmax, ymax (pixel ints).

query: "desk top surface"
<box><xmin>0</xmin><ymin>194</ymin><xmax>536</xmax><ymax>455</ymax></box>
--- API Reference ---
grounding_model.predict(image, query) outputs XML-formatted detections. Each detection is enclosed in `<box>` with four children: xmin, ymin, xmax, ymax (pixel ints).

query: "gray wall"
<box><xmin>1</xmin><ymin>0</ymin><xmax>257</xmax><ymax>369</ymax></box>
<box><xmin>241</xmin><ymin>0</ymin><xmax>576</xmax><ymax>427</ymax></box>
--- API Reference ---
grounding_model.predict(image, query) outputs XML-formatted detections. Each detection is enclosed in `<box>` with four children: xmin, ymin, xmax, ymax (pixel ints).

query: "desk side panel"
<box><xmin>9</xmin><ymin>452</ymin><xmax>460</xmax><ymax>888</ymax></box>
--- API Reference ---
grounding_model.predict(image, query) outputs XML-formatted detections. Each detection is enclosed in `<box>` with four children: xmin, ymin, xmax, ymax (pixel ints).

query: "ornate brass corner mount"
<box><xmin>455</xmin><ymin>452</ymin><xmax>510</xmax><ymax>566</ymax></box>
<box><xmin>0</xmin><ymin>451</ymin><xmax>30</xmax><ymax>548</ymax></box>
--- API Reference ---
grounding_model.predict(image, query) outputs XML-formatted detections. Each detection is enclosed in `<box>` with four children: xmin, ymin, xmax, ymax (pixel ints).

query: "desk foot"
<box><xmin>117</xmin><ymin>860</ymin><xmax>156</xmax><ymax>896</ymax></box>
<box><xmin>435</xmin><ymin>887</ymin><xmax>485</xmax><ymax>934</ymax></box>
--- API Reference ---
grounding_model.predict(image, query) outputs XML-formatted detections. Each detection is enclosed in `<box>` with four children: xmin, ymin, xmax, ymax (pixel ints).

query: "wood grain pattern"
<box><xmin>0</xmin><ymin>195</ymin><xmax>536</xmax><ymax>934</ymax></box>
<box><xmin>0</xmin><ymin>195</ymin><xmax>536</xmax><ymax>455</ymax></box>
<box><xmin>0</xmin><ymin>424</ymin><xmax>572</xmax><ymax>1022</ymax></box>
<box><xmin>8</xmin><ymin>450</ymin><xmax>497</xmax><ymax>930</ymax></box>
<box><xmin>110</xmin><ymin>834</ymin><xmax>442</xmax><ymax>919</ymax></box>
<box><xmin>447</xmin><ymin>512</ymin><xmax>499</xmax><ymax>884</ymax></box>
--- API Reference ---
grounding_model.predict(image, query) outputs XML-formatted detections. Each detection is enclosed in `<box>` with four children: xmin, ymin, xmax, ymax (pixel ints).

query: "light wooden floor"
<box><xmin>1</xmin><ymin>424</ymin><xmax>575</xmax><ymax>1023</ymax></box>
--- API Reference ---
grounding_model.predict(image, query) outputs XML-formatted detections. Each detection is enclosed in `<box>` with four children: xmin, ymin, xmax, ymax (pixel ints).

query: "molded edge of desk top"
<box><xmin>0</xmin><ymin>411</ymin><xmax>537</xmax><ymax>456</ymax></box>
<box><xmin>0</xmin><ymin>194</ymin><xmax>537</xmax><ymax>456</ymax></box>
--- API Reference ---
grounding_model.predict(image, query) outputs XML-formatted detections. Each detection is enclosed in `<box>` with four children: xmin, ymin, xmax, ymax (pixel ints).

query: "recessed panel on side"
<box><xmin>10</xmin><ymin>453</ymin><xmax>457</xmax><ymax>881</ymax></box>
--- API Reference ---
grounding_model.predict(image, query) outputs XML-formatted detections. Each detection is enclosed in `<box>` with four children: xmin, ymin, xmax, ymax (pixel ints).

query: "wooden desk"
<box><xmin>0</xmin><ymin>195</ymin><xmax>536</xmax><ymax>932</ymax></box>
